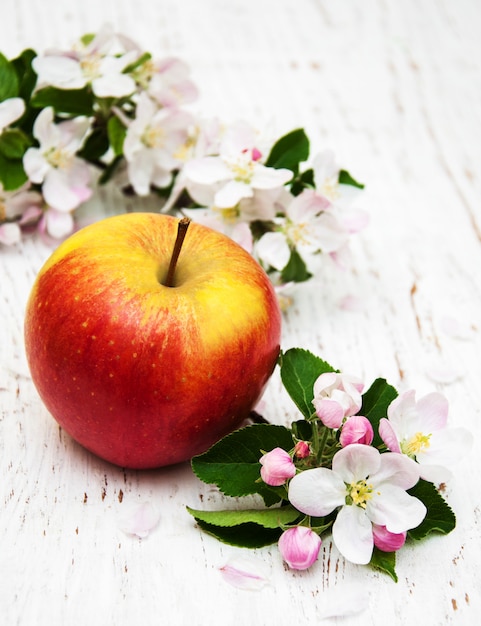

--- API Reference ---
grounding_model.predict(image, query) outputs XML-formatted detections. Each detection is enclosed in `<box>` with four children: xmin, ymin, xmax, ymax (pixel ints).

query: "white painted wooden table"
<box><xmin>2</xmin><ymin>1</ymin><xmax>481</xmax><ymax>624</ymax></box>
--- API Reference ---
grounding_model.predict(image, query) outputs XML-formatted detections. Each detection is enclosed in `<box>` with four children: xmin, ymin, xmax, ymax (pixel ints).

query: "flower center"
<box><xmin>228</xmin><ymin>157</ymin><xmax>254</xmax><ymax>184</ymax></box>
<box><xmin>320</xmin><ymin>176</ymin><xmax>340</xmax><ymax>201</ymax></box>
<box><xmin>285</xmin><ymin>220</ymin><xmax>310</xmax><ymax>246</ymax></box>
<box><xmin>346</xmin><ymin>480</ymin><xmax>374</xmax><ymax>509</ymax></box>
<box><xmin>142</xmin><ymin>125</ymin><xmax>165</xmax><ymax>149</ymax></box>
<box><xmin>80</xmin><ymin>55</ymin><xmax>102</xmax><ymax>80</ymax></box>
<box><xmin>213</xmin><ymin>206</ymin><xmax>240</xmax><ymax>224</ymax></box>
<box><xmin>401</xmin><ymin>432</ymin><xmax>431</xmax><ymax>457</ymax></box>
<box><xmin>133</xmin><ymin>59</ymin><xmax>155</xmax><ymax>89</ymax></box>
<box><xmin>45</xmin><ymin>146</ymin><xmax>71</xmax><ymax>169</ymax></box>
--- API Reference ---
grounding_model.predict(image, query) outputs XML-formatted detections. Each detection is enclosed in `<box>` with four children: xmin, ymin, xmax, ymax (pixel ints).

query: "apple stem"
<box><xmin>164</xmin><ymin>217</ymin><xmax>191</xmax><ymax>287</ymax></box>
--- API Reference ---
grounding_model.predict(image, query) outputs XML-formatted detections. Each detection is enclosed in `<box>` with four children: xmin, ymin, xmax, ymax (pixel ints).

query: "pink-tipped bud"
<box><xmin>372</xmin><ymin>524</ymin><xmax>407</xmax><ymax>552</ymax></box>
<box><xmin>339</xmin><ymin>415</ymin><xmax>374</xmax><ymax>447</ymax></box>
<box><xmin>278</xmin><ymin>527</ymin><xmax>322</xmax><ymax>570</ymax></box>
<box><xmin>293</xmin><ymin>441</ymin><xmax>310</xmax><ymax>459</ymax></box>
<box><xmin>251</xmin><ymin>147</ymin><xmax>262</xmax><ymax>161</ymax></box>
<box><xmin>259</xmin><ymin>447</ymin><xmax>296</xmax><ymax>486</ymax></box>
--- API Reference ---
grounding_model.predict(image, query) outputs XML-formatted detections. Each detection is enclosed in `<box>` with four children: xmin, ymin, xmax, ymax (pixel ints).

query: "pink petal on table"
<box><xmin>338</xmin><ymin>294</ymin><xmax>365</xmax><ymax>312</ymax></box>
<box><xmin>220</xmin><ymin>555</ymin><xmax>270</xmax><ymax>591</ymax></box>
<box><xmin>118</xmin><ymin>501</ymin><xmax>160</xmax><ymax>538</ymax></box>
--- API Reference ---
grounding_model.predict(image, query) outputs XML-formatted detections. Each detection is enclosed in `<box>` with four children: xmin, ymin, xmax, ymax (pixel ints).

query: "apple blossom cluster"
<box><xmin>0</xmin><ymin>28</ymin><xmax>367</xmax><ymax>287</ymax></box>
<box><xmin>188</xmin><ymin>348</ymin><xmax>472</xmax><ymax>581</ymax></box>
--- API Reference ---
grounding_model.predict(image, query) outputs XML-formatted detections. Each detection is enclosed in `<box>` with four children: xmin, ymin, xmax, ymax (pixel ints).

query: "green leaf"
<box><xmin>280</xmin><ymin>348</ymin><xmax>337</xmax><ymax>420</ymax></box>
<box><xmin>78</xmin><ymin>126</ymin><xmax>109</xmax><ymax>161</ymax></box>
<box><xmin>0</xmin><ymin>153</ymin><xmax>28</xmax><ymax>190</ymax></box>
<box><xmin>193</xmin><ymin>520</ymin><xmax>282</xmax><ymax>548</ymax></box>
<box><xmin>407</xmin><ymin>480</ymin><xmax>456</xmax><ymax>540</ymax></box>
<box><xmin>338</xmin><ymin>169</ymin><xmax>364</xmax><ymax>189</ymax></box>
<box><xmin>0</xmin><ymin>128</ymin><xmax>31</xmax><ymax>159</ymax></box>
<box><xmin>280</xmin><ymin>247</ymin><xmax>312</xmax><ymax>283</ymax></box>
<box><xmin>98</xmin><ymin>154</ymin><xmax>123</xmax><ymax>185</ymax></box>
<box><xmin>11</xmin><ymin>49</ymin><xmax>37</xmax><ymax>103</ymax></box>
<box><xmin>265</xmin><ymin>128</ymin><xmax>309</xmax><ymax>175</ymax></box>
<box><xmin>31</xmin><ymin>86</ymin><xmax>94</xmax><ymax>116</ymax></box>
<box><xmin>191</xmin><ymin>424</ymin><xmax>294</xmax><ymax>506</ymax></box>
<box><xmin>123</xmin><ymin>51</ymin><xmax>152</xmax><ymax>75</ymax></box>
<box><xmin>107</xmin><ymin>115</ymin><xmax>127</xmax><ymax>156</ymax></box>
<box><xmin>186</xmin><ymin>505</ymin><xmax>300</xmax><ymax>529</ymax></box>
<box><xmin>370</xmin><ymin>548</ymin><xmax>398</xmax><ymax>582</ymax></box>
<box><xmin>290</xmin><ymin>167</ymin><xmax>315</xmax><ymax>196</ymax></box>
<box><xmin>360</xmin><ymin>378</ymin><xmax>398</xmax><ymax>448</ymax></box>
<box><xmin>0</xmin><ymin>53</ymin><xmax>19</xmax><ymax>100</ymax></box>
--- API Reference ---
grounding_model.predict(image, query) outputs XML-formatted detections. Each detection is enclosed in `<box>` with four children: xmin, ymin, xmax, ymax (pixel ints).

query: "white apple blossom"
<box><xmin>379</xmin><ymin>390</ymin><xmax>473</xmax><ymax>483</ymax></box>
<box><xmin>23</xmin><ymin>107</ymin><xmax>92</xmax><ymax>220</ymax></box>
<box><xmin>182</xmin><ymin>121</ymin><xmax>292</xmax><ymax>219</ymax></box>
<box><xmin>0</xmin><ymin>97</ymin><xmax>25</xmax><ymax>132</ymax></box>
<box><xmin>312</xmin><ymin>371</ymin><xmax>364</xmax><ymax>428</ymax></box>
<box><xmin>32</xmin><ymin>27</ymin><xmax>139</xmax><ymax>98</ymax></box>
<box><xmin>132</xmin><ymin>56</ymin><xmax>198</xmax><ymax>108</ymax></box>
<box><xmin>0</xmin><ymin>183</ymin><xmax>43</xmax><ymax>245</ymax></box>
<box><xmin>255</xmin><ymin>189</ymin><xmax>350</xmax><ymax>271</ymax></box>
<box><xmin>288</xmin><ymin>444</ymin><xmax>426</xmax><ymax>565</ymax></box>
<box><xmin>182</xmin><ymin>207</ymin><xmax>253</xmax><ymax>252</ymax></box>
<box><xmin>123</xmin><ymin>92</ymin><xmax>193</xmax><ymax>196</ymax></box>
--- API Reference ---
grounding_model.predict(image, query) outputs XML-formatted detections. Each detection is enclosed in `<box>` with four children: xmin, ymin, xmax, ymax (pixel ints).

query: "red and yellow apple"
<box><xmin>24</xmin><ymin>213</ymin><xmax>281</xmax><ymax>469</ymax></box>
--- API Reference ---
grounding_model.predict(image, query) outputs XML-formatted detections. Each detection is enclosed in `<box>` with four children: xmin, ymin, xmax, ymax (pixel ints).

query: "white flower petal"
<box><xmin>318</xmin><ymin>583</ymin><xmax>370</xmax><ymax>620</ymax></box>
<box><xmin>332</xmin><ymin>505</ymin><xmax>373</xmax><ymax>565</ymax></box>
<box><xmin>251</xmin><ymin>164</ymin><xmax>292</xmax><ymax>189</ymax></box>
<box><xmin>215</xmin><ymin>180</ymin><xmax>252</xmax><ymax>208</ymax></box>
<box><xmin>0</xmin><ymin>222</ymin><xmax>21</xmax><ymax>245</ymax></box>
<box><xmin>183</xmin><ymin>156</ymin><xmax>231</xmax><ymax>185</ymax></box>
<box><xmin>418</xmin><ymin>427</ymin><xmax>473</xmax><ymax>473</ymax></box>
<box><xmin>416</xmin><ymin>392</ymin><xmax>449</xmax><ymax>431</ymax></box>
<box><xmin>23</xmin><ymin>147</ymin><xmax>50</xmax><ymax>183</ymax></box>
<box><xmin>0</xmin><ymin>97</ymin><xmax>25</xmax><ymax>130</ymax></box>
<box><xmin>288</xmin><ymin>468</ymin><xmax>345</xmax><ymax>517</ymax></box>
<box><xmin>43</xmin><ymin>169</ymin><xmax>84</xmax><ymax>211</ymax></box>
<box><xmin>332</xmin><ymin>444</ymin><xmax>380</xmax><ymax>484</ymax></box>
<box><xmin>33</xmin><ymin>55</ymin><xmax>85</xmax><ymax>89</ymax></box>
<box><xmin>118</xmin><ymin>501</ymin><xmax>160</xmax><ymax>539</ymax></box>
<box><xmin>92</xmin><ymin>73</ymin><xmax>136</xmax><ymax>98</ymax></box>
<box><xmin>256</xmin><ymin>231</ymin><xmax>290</xmax><ymax>271</ymax></box>
<box><xmin>367</xmin><ymin>485</ymin><xmax>426</xmax><ymax>534</ymax></box>
<box><xmin>373</xmin><ymin>452</ymin><xmax>420</xmax><ymax>489</ymax></box>
<box><xmin>219</xmin><ymin>555</ymin><xmax>270</xmax><ymax>591</ymax></box>
<box><xmin>44</xmin><ymin>209</ymin><xmax>74</xmax><ymax>239</ymax></box>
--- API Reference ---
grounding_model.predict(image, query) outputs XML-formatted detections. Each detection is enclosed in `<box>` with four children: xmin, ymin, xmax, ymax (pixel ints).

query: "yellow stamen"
<box><xmin>401</xmin><ymin>432</ymin><xmax>431</xmax><ymax>457</ymax></box>
<box><xmin>347</xmin><ymin>480</ymin><xmax>374</xmax><ymax>509</ymax></box>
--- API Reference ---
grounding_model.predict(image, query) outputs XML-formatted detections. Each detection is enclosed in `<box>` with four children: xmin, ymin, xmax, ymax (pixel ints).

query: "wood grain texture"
<box><xmin>1</xmin><ymin>0</ymin><xmax>481</xmax><ymax>624</ymax></box>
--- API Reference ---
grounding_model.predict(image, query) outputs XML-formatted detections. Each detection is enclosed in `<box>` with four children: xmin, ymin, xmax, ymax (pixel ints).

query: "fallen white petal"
<box><xmin>318</xmin><ymin>583</ymin><xmax>370</xmax><ymax>619</ymax></box>
<box><xmin>219</xmin><ymin>555</ymin><xmax>270</xmax><ymax>591</ymax></box>
<box><xmin>439</xmin><ymin>316</ymin><xmax>475</xmax><ymax>340</ymax></box>
<box><xmin>118</xmin><ymin>501</ymin><xmax>160</xmax><ymax>538</ymax></box>
<box><xmin>425</xmin><ymin>359</ymin><xmax>464</xmax><ymax>384</ymax></box>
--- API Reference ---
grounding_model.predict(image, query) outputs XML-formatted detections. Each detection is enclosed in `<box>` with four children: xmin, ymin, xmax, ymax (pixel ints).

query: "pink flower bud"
<box><xmin>372</xmin><ymin>524</ymin><xmax>407</xmax><ymax>552</ymax></box>
<box><xmin>339</xmin><ymin>415</ymin><xmax>374</xmax><ymax>447</ymax></box>
<box><xmin>278</xmin><ymin>527</ymin><xmax>322</xmax><ymax>570</ymax></box>
<box><xmin>293</xmin><ymin>441</ymin><xmax>310</xmax><ymax>459</ymax></box>
<box><xmin>259</xmin><ymin>447</ymin><xmax>296</xmax><ymax>486</ymax></box>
